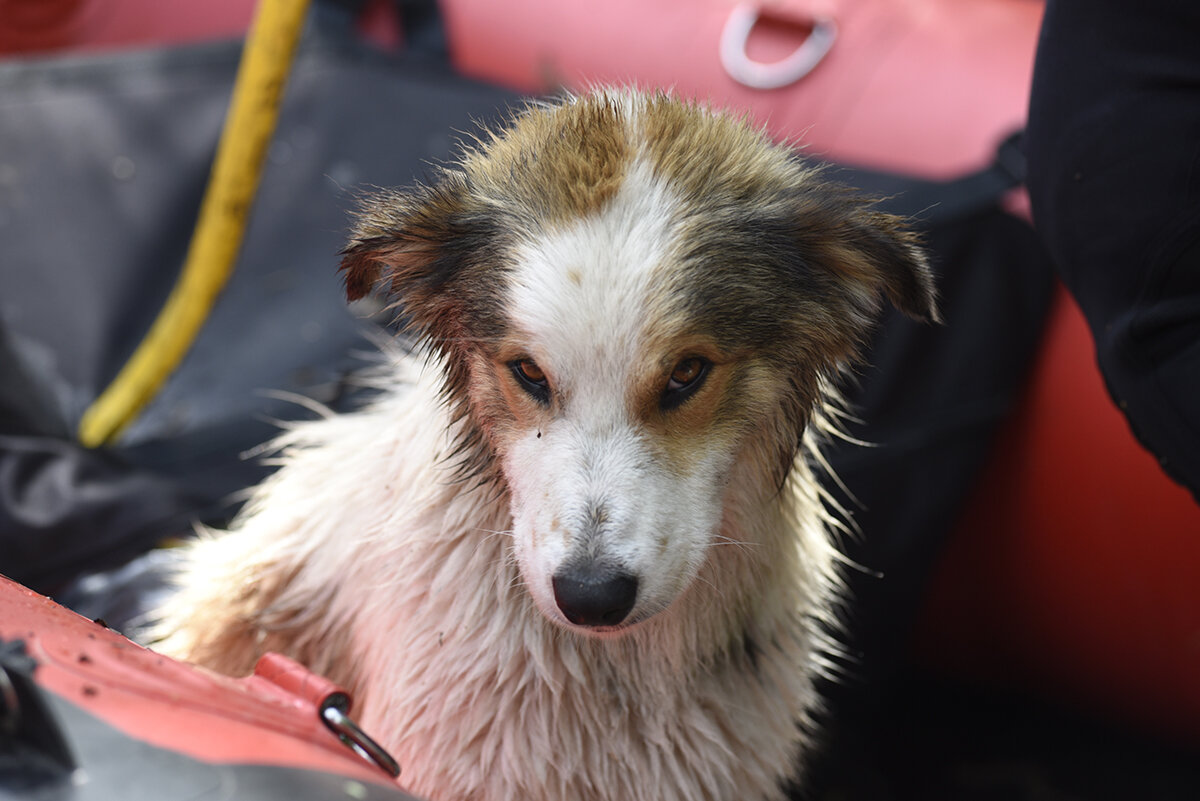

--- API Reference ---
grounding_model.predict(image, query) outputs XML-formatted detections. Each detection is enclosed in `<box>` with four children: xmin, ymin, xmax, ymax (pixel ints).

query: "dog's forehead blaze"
<box><xmin>496</xmin><ymin>145</ymin><xmax>680</xmax><ymax>397</ymax></box>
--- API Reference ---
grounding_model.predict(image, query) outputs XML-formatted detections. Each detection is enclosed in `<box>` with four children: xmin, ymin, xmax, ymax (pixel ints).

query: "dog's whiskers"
<box><xmin>690</xmin><ymin>571</ymin><xmax>729</xmax><ymax>603</ymax></box>
<box><xmin>710</xmin><ymin>533</ymin><xmax>758</xmax><ymax>552</ymax></box>
<box><xmin>475</xmin><ymin>526</ymin><xmax>515</xmax><ymax>544</ymax></box>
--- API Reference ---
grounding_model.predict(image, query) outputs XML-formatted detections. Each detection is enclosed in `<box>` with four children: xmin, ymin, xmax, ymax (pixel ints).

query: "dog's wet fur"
<box><xmin>156</xmin><ymin>89</ymin><xmax>936</xmax><ymax>801</ymax></box>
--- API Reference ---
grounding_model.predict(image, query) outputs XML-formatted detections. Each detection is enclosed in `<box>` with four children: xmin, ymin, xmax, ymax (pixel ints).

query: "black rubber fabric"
<box><xmin>0</xmin><ymin>20</ymin><xmax>520</xmax><ymax>596</ymax></box>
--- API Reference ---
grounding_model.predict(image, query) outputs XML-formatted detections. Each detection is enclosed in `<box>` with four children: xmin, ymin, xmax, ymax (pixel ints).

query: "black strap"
<box><xmin>834</xmin><ymin>131</ymin><xmax>1026</xmax><ymax>226</ymax></box>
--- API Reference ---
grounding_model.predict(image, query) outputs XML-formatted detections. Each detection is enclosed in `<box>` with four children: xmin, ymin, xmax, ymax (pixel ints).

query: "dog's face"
<box><xmin>340</xmin><ymin>91</ymin><xmax>936</xmax><ymax>635</ymax></box>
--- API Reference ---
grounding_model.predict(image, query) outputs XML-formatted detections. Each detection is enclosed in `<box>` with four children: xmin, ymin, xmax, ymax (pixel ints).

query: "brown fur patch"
<box><xmin>461</xmin><ymin>96</ymin><xmax>632</xmax><ymax>227</ymax></box>
<box><xmin>639</xmin><ymin>94</ymin><xmax>804</xmax><ymax>207</ymax></box>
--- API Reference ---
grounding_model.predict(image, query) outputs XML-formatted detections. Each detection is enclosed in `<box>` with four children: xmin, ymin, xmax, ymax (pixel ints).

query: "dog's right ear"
<box><xmin>338</xmin><ymin>178</ymin><xmax>498</xmax><ymax>341</ymax></box>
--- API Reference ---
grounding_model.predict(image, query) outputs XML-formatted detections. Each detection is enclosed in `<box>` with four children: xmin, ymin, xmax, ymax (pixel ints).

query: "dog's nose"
<box><xmin>552</xmin><ymin>565</ymin><xmax>638</xmax><ymax>627</ymax></box>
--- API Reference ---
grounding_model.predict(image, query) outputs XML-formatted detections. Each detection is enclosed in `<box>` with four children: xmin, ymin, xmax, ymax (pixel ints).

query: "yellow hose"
<box><xmin>78</xmin><ymin>0</ymin><xmax>312</xmax><ymax>448</ymax></box>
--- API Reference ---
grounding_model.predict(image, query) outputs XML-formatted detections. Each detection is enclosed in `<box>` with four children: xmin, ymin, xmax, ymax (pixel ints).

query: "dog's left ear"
<box><xmin>810</xmin><ymin>202</ymin><xmax>940</xmax><ymax>326</ymax></box>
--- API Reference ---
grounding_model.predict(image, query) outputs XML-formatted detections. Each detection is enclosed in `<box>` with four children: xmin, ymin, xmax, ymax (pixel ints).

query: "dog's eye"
<box><xmin>661</xmin><ymin>357</ymin><xmax>710</xmax><ymax>411</ymax></box>
<box><xmin>510</xmin><ymin>359</ymin><xmax>551</xmax><ymax>405</ymax></box>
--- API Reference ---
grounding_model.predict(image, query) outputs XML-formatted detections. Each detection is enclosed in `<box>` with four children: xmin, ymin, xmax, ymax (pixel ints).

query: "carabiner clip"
<box><xmin>321</xmin><ymin>693</ymin><xmax>402</xmax><ymax>778</ymax></box>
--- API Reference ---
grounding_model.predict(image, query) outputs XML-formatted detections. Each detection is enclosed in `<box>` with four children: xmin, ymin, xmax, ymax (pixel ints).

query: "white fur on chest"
<box><xmin>275</xmin><ymin>360</ymin><xmax>832</xmax><ymax>801</ymax></box>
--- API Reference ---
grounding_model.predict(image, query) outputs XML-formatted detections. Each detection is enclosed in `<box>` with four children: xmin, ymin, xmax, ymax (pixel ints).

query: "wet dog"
<box><xmin>156</xmin><ymin>89</ymin><xmax>936</xmax><ymax>801</ymax></box>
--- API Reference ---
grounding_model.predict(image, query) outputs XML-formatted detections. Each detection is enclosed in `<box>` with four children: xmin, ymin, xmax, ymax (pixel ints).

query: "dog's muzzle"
<box><xmin>551</xmin><ymin>563</ymin><xmax>639</xmax><ymax>628</ymax></box>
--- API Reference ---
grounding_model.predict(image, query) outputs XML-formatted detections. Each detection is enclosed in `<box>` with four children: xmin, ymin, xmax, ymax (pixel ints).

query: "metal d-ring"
<box><xmin>320</xmin><ymin>693</ymin><xmax>401</xmax><ymax>778</ymax></box>
<box><xmin>720</xmin><ymin>2</ymin><xmax>837</xmax><ymax>90</ymax></box>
